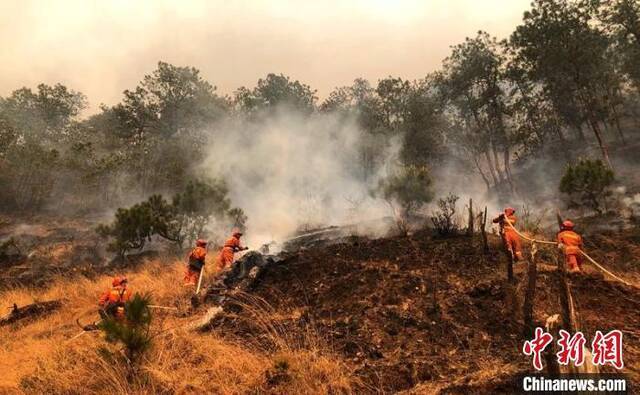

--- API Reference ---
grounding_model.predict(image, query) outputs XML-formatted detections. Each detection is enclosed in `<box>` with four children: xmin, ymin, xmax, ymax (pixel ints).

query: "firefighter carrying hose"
<box><xmin>217</xmin><ymin>229</ymin><xmax>248</xmax><ymax>271</ymax></box>
<box><xmin>557</xmin><ymin>220</ymin><xmax>584</xmax><ymax>273</ymax></box>
<box><xmin>493</xmin><ymin>207</ymin><xmax>523</xmax><ymax>262</ymax></box>
<box><xmin>184</xmin><ymin>239</ymin><xmax>208</xmax><ymax>286</ymax></box>
<box><xmin>98</xmin><ymin>276</ymin><xmax>131</xmax><ymax>321</ymax></box>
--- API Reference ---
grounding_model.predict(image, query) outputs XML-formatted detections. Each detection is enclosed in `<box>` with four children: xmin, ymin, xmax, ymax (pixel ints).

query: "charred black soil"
<box><xmin>209</xmin><ymin>231</ymin><xmax>640</xmax><ymax>393</ymax></box>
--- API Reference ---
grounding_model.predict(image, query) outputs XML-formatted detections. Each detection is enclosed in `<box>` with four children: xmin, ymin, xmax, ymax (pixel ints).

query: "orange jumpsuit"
<box><xmin>557</xmin><ymin>230</ymin><xmax>583</xmax><ymax>272</ymax></box>
<box><xmin>99</xmin><ymin>285</ymin><xmax>131</xmax><ymax>320</ymax></box>
<box><xmin>217</xmin><ymin>235</ymin><xmax>242</xmax><ymax>270</ymax></box>
<box><xmin>493</xmin><ymin>213</ymin><xmax>523</xmax><ymax>261</ymax></box>
<box><xmin>184</xmin><ymin>246</ymin><xmax>207</xmax><ymax>286</ymax></box>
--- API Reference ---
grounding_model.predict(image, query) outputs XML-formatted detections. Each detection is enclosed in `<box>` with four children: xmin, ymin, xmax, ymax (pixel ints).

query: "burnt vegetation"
<box><xmin>2</xmin><ymin>0</ymin><xmax>640</xmax><ymax>393</ymax></box>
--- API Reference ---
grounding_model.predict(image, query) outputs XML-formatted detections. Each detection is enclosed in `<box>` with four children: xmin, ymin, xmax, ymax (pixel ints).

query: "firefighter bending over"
<box><xmin>185</xmin><ymin>239</ymin><xmax>208</xmax><ymax>286</ymax></box>
<box><xmin>217</xmin><ymin>229</ymin><xmax>248</xmax><ymax>271</ymax></box>
<box><xmin>98</xmin><ymin>276</ymin><xmax>131</xmax><ymax>321</ymax></box>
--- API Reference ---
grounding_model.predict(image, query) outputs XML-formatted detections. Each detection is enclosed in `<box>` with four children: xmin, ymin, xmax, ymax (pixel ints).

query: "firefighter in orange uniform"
<box><xmin>557</xmin><ymin>220</ymin><xmax>583</xmax><ymax>273</ymax></box>
<box><xmin>98</xmin><ymin>276</ymin><xmax>132</xmax><ymax>321</ymax></box>
<box><xmin>184</xmin><ymin>239</ymin><xmax>208</xmax><ymax>286</ymax></box>
<box><xmin>493</xmin><ymin>207</ymin><xmax>523</xmax><ymax>261</ymax></box>
<box><xmin>217</xmin><ymin>229</ymin><xmax>248</xmax><ymax>270</ymax></box>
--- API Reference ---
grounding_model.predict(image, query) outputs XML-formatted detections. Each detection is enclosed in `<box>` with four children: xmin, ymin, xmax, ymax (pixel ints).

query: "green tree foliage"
<box><xmin>377</xmin><ymin>165</ymin><xmax>433</xmax><ymax>234</ymax></box>
<box><xmin>596</xmin><ymin>0</ymin><xmax>640</xmax><ymax>89</ymax></box>
<box><xmin>0</xmin><ymin>84</ymin><xmax>85</xmax><ymax>211</ymax></box>
<box><xmin>322</xmin><ymin>77</ymin><xmax>447</xmax><ymax>181</ymax></box>
<box><xmin>113</xmin><ymin>61</ymin><xmax>228</xmax><ymax>139</ymax></box>
<box><xmin>96</xmin><ymin>199</ymin><xmax>158</xmax><ymax>257</ymax></box>
<box><xmin>0</xmin><ymin>142</ymin><xmax>60</xmax><ymax>211</ymax></box>
<box><xmin>398</xmin><ymin>78</ymin><xmax>449</xmax><ymax>168</ymax></box>
<box><xmin>172</xmin><ymin>179</ymin><xmax>244</xmax><ymax>246</ymax></box>
<box><xmin>509</xmin><ymin>0</ymin><xmax>623</xmax><ymax>168</ymax></box>
<box><xmin>437</xmin><ymin>31</ymin><xmax>515</xmax><ymax>193</ymax></box>
<box><xmin>0</xmin><ymin>83</ymin><xmax>86</xmax><ymax>143</ymax></box>
<box><xmin>559</xmin><ymin>159</ymin><xmax>615</xmax><ymax>214</ymax></box>
<box><xmin>504</xmin><ymin>54</ymin><xmax>569</xmax><ymax>160</ymax></box>
<box><xmin>108</xmin><ymin>62</ymin><xmax>229</xmax><ymax>194</ymax></box>
<box><xmin>226</xmin><ymin>207</ymin><xmax>248</xmax><ymax>230</ymax></box>
<box><xmin>234</xmin><ymin>73</ymin><xmax>317</xmax><ymax>114</ymax></box>
<box><xmin>4</xmin><ymin>0</ymin><xmax>640</xmax><ymax>217</ymax></box>
<box><xmin>97</xmin><ymin>180</ymin><xmax>246</xmax><ymax>256</ymax></box>
<box><xmin>99</xmin><ymin>293</ymin><xmax>152</xmax><ymax>363</ymax></box>
<box><xmin>0</xmin><ymin>115</ymin><xmax>17</xmax><ymax>156</ymax></box>
<box><xmin>321</xmin><ymin>78</ymin><xmax>386</xmax><ymax>130</ymax></box>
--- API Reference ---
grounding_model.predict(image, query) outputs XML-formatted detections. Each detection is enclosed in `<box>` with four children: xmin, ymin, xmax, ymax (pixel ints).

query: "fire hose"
<box><xmin>502</xmin><ymin>216</ymin><xmax>636</xmax><ymax>288</ymax></box>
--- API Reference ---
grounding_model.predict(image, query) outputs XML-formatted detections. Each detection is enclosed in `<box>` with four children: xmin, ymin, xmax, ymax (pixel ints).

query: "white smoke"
<box><xmin>201</xmin><ymin>109</ymin><xmax>399</xmax><ymax>247</ymax></box>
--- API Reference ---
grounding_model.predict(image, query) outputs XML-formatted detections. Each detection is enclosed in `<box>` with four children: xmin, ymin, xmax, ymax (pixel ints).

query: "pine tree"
<box><xmin>99</xmin><ymin>293</ymin><xmax>153</xmax><ymax>364</ymax></box>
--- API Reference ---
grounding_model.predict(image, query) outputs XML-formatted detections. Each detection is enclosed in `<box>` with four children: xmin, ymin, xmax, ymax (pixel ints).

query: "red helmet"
<box><xmin>196</xmin><ymin>239</ymin><xmax>208</xmax><ymax>247</ymax></box>
<box><xmin>562</xmin><ymin>220</ymin><xmax>574</xmax><ymax>230</ymax></box>
<box><xmin>505</xmin><ymin>207</ymin><xmax>516</xmax><ymax>216</ymax></box>
<box><xmin>112</xmin><ymin>276</ymin><xmax>127</xmax><ymax>287</ymax></box>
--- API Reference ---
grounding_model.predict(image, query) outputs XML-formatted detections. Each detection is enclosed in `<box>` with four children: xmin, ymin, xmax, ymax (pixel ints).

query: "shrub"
<box><xmin>559</xmin><ymin>159</ymin><xmax>614</xmax><ymax>214</ymax></box>
<box><xmin>430</xmin><ymin>193</ymin><xmax>460</xmax><ymax>236</ymax></box>
<box><xmin>519</xmin><ymin>204</ymin><xmax>548</xmax><ymax>234</ymax></box>
<box><xmin>377</xmin><ymin>165</ymin><xmax>434</xmax><ymax>235</ymax></box>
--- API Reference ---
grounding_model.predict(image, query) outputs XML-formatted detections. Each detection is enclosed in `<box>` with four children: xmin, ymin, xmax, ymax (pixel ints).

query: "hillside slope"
<box><xmin>1</xmin><ymin>227</ymin><xmax>639</xmax><ymax>394</ymax></box>
<box><xmin>211</xmin><ymin>232</ymin><xmax>640</xmax><ymax>393</ymax></box>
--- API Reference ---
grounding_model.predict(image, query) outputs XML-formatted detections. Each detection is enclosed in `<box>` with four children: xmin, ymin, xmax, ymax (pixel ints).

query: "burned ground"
<box><xmin>0</xmin><ymin>215</ymin><xmax>168</xmax><ymax>289</ymax></box>
<box><xmin>207</xmin><ymin>230</ymin><xmax>640</xmax><ymax>393</ymax></box>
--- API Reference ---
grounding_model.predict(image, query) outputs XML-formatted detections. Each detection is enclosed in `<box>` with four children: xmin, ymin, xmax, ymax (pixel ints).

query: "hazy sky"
<box><xmin>0</xmin><ymin>0</ymin><xmax>531</xmax><ymax>112</ymax></box>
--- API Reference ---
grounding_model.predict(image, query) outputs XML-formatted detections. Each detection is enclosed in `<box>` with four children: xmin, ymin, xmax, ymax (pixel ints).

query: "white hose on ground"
<box><xmin>577</xmin><ymin>248</ymin><xmax>634</xmax><ymax>288</ymax></box>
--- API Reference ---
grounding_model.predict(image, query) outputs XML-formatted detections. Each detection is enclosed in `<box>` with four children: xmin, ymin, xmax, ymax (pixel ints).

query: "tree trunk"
<box><xmin>473</xmin><ymin>155</ymin><xmax>491</xmax><ymax>191</ymax></box>
<box><xmin>544</xmin><ymin>345</ymin><xmax>561</xmax><ymax>375</ymax></box>
<box><xmin>554</xmin><ymin>123</ymin><xmax>568</xmax><ymax>147</ymax></box>
<box><xmin>557</xmin><ymin>248</ymin><xmax>574</xmax><ymax>332</ymax></box>
<box><xmin>556</xmin><ymin>210</ymin><xmax>564</xmax><ymax>229</ymax></box>
<box><xmin>573</xmin><ymin>124</ymin><xmax>586</xmax><ymax>142</ymax></box>
<box><xmin>466</xmin><ymin>198</ymin><xmax>474</xmax><ymax>237</ymax></box>
<box><xmin>610</xmin><ymin>104</ymin><xmax>626</xmax><ymax>144</ymax></box>
<box><xmin>483</xmin><ymin>150</ymin><xmax>499</xmax><ymax>186</ymax></box>
<box><xmin>523</xmin><ymin>242</ymin><xmax>538</xmax><ymax>337</ymax></box>
<box><xmin>492</xmin><ymin>143</ymin><xmax>505</xmax><ymax>182</ymax></box>
<box><xmin>588</xmin><ymin>117</ymin><xmax>613</xmax><ymax>170</ymax></box>
<box><xmin>503</xmin><ymin>146</ymin><xmax>516</xmax><ymax>195</ymax></box>
<box><xmin>480</xmin><ymin>206</ymin><xmax>489</xmax><ymax>254</ymax></box>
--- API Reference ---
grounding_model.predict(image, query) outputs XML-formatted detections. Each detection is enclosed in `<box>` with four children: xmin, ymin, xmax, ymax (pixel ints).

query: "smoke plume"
<box><xmin>201</xmin><ymin>109</ymin><xmax>399</xmax><ymax>247</ymax></box>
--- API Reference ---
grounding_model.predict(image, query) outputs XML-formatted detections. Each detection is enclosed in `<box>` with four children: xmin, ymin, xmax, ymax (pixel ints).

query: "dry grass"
<box><xmin>0</xmin><ymin>259</ymin><xmax>356</xmax><ymax>394</ymax></box>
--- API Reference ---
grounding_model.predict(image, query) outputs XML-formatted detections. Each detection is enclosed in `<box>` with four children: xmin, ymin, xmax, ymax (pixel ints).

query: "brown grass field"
<box><xmin>0</xmin><ymin>259</ymin><xmax>356</xmax><ymax>394</ymax></box>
